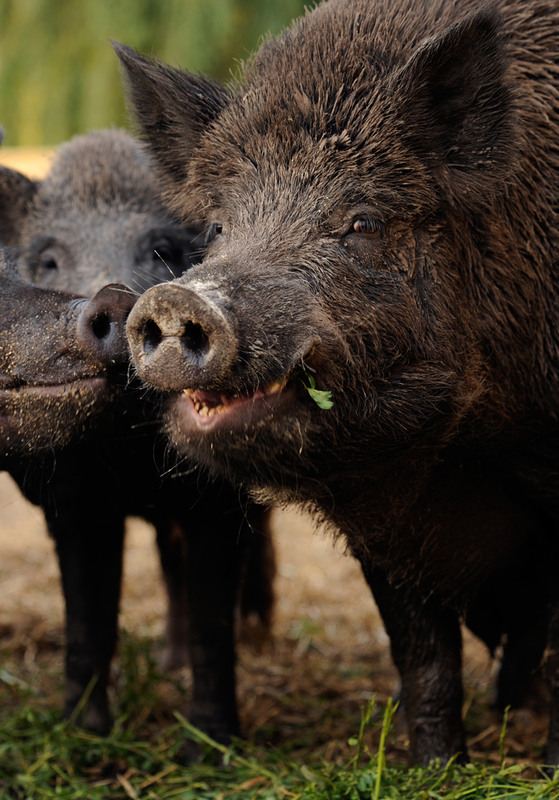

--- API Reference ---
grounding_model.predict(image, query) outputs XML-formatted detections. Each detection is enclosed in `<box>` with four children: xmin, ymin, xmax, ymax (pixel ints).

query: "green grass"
<box><xmin>0</xmin><ymin>634</ymin><xmax>558</xmax><ymax>799</ymax></box>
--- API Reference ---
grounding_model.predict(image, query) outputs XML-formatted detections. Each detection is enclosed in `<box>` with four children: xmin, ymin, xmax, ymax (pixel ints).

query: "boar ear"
<box><xmin>0</xmin><ymin>166</ymin><xmax>37</xmax><ymax>246</ymax></box>
<box><xmin>114</xmin><ymin>42</ymin><xmax>230</xmax><ymax>191</ymax></box>
<box><xmin>391</xmin><ymin>6</ymin><xmax>514</xmax><ymax>200</ymax></box>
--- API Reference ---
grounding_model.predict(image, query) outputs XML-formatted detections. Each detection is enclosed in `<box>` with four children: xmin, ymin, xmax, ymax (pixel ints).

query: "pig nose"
<box><xmin>77</xmin><ymin>283</ymin><xmax>136</xmax><ymax>365</ymax></box>
<box><xmin>126</xmin><ymin>282</ymin><xmax>237</xmax><ymax>390</ymax></box>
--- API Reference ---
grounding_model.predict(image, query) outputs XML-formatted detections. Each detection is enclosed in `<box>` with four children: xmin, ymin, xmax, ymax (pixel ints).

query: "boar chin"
<box><xmin>164</xmin><ymin>378</ymin><xmax>318</xmax><ymax>486</ymax></box>
<box><xmin>0</xmin><ymin>376</ymin><xmax>110</xmax><ymax>457</ymax></box>
<box><xmin>165</xmin><ymin>374</ymin><xmax>307</xmax><ymax>471</ymax></box>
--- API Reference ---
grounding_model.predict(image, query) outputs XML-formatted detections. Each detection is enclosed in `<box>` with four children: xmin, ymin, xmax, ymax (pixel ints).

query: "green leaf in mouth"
<box><xmin>299</xmin><ymin>371</ymin><xmax>334</xmax><ymax>410</ymax></box>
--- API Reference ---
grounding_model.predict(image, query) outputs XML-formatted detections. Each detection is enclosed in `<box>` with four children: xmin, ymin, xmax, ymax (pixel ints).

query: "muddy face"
<box><xmin>127</xmin><ymin>178</ymin><xmax>469</xmax><ymax>498</ymax></box>
<box><xmin>0</xmin><ymin>250</ymin><xmax>135</xmax><ymax>459</ymax></box>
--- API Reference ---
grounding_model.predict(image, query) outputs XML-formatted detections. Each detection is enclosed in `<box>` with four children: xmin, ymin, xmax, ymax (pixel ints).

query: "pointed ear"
<box><xmin>390</xmin><ymin>6</ymin><xmax>514</xmax><ymax>201</ymax></box>
<box><xmin>113</xmin><ymin>42</ymin><xmax>231</xmax><ymax>192</ymax></box>
<box><xmin>0</xmin><ymin>166</ymin><xmax>37</xmax><ymax>246</ymax></box>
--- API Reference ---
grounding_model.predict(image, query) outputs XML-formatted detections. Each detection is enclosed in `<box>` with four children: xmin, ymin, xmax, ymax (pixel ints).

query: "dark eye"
<box><xmin>351</xmin><ymin>217</ymin><xmax>383</xmax><ymax>237</ymax></box>
<box><xmin>206</xmin><ymin>222</ymin><xmax>223</xmax><ymax>244</ymax></box>
<box><xmin>40</xmin><ymin>254</ymin><xmax>58</xmax><ymax>270</ymax></box>
<box><xmin>29</xmin><ymin>240</ymin><xmax>66</xmax><ymax>281</ymax></box>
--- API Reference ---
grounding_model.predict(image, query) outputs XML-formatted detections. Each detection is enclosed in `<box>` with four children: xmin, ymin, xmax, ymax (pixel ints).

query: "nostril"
<box><xmin>91</xmin><ymin>312</ymin><xmax>111</xmax><ymax>341</ymax></box>
<box><xmin>77</xmin><ymin>283</ymin><xmax>136</xmax><ymax>366</ymax></box>
<box><xmin>182</xmin><ymin>321</ymin><xmax>210</xmax><ymax>361</ymax></box>
<box><xmin>143</xmin><ymin>319</ymin><xmax>163</xmax><ymax>354</ymax></box>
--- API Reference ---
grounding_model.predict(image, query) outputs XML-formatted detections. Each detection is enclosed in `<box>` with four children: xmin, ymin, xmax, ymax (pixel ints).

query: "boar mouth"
<box><xmin>0</xmin><ymin>375</ymin><xmax>108</xmax><ymax>400</ymax></box>
<box><xmin>177</xmin><ymin>377</ymin><xmax>291</xmax><ymax>432</ymax></box>
<box><xmin>20</xmin><ymin>376</ymin><xmax>108</xmax><ymax>398</ymax></box>
<box><xmin>173</xmin><ymin>336</ymin><xmax>324</xmax><ymax>434</ymax></box>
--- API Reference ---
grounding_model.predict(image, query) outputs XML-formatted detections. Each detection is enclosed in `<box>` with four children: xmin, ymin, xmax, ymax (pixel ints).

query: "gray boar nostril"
<box><xmin>182</xmin><ymin>320</ymin><xmax>210</xmax><ymax>360</ymax></box>
<box><xmin>143</xmin><ymin>319</ymin><xmax>163</xmax><ymax>354</ymax></box>
<box><xmin>91</xmin><ymin>312</ymin><xmax>111</xmax><ymax>341</ymax></box>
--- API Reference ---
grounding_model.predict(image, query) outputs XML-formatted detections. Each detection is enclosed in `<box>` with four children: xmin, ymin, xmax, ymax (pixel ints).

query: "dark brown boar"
<box><xmin>120</xmin><ymin>0</ymin><xmax>559</xmax><ymax>766</ymax></box>
<box><xmin>0</xmin><ymin>131</ymin><xmax>274</xmax><ymax>744</ymax></box>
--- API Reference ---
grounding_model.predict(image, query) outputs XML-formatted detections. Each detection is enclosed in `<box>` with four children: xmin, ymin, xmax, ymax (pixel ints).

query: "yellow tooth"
<box><xmin>208</xmin><ymin>407</ymin><xmax>217</xmax><ymax>417</ymax></box>
<box><xmin>216</xmin><ymin>405</ymin><xmax>226</xmax><ymax>413</ymax></box>
<box><xmin>194</xmin><ymin>401</ymin><xmax>201</xmax><ymax>412</ymax></box>
<box><xmin>183</xmin><ymin>388</ymin><xmax>193</xmax><ymax>397</ymax></box>
<box><xmin>199</xmin><ymin>406</ymin><xmax>209</xmax><ymax>416</ymax></box>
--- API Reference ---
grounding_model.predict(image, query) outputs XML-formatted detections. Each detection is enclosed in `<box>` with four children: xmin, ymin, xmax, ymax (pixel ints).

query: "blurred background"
<box><xmin>0</xmin><ymin>0</ymin><xmax>307</xmax><ymax>147</ymax></box>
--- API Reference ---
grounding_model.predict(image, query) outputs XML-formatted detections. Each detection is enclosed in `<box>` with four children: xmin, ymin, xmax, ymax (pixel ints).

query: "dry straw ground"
<box><xmin>0</xmin><ymin>471</ymin><xmax>548</xmax><ymax>766</ymax></box>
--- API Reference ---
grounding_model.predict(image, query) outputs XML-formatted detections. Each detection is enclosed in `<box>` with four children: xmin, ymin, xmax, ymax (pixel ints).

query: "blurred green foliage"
<box><xmin>0</xmin><ymin>0</ymin><xmax>308</xmax><ymax>146</ymax></box>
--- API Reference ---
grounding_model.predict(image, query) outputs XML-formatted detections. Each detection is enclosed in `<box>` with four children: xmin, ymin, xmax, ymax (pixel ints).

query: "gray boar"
<box><xmin>0</xmin><ymin>129</ymin><xmax>198</xmax><ymax>294</ymax></box>
<box><xmin>120</xmin><ymin>0</ymin><xmax>559</xmax><ymax>765</ymax></box>
<box><xmin>0</xmin><ymin>130</ymin><xmax>274</xmax><ymax>743</ymax></box>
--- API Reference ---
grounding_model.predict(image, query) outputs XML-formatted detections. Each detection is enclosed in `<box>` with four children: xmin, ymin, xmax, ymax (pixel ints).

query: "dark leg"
<box><xmin>545</xmin><ymin>585</ymin><xmax>559</xmax><ymax>766</ymax></box>
<box><xmin>156</xmin><ymin>479</ymin><xmax>276</xmax><ymax>752</ymax></box>
<box><xmin>176</xmin><ymin>482</ymin><xmax>250</xmax><ymax>747</ymax></box>
<box><xmin>156</xmin><ymin>501</ymin><xmax>275</xmax><ymax>666</ymax></box>
<box><xmin>238</xmin><ymin>504</ymin><xmax>276</xmax><ymax>637</ymax></box>
<box><xmin>497</xmin><ymin>597</ymin><xmax>548</xmax><ymax>712</ymax></box>
<box><xmin>363</xmin><ymin>564</ymin><xmax>467</xmax><ymax>765</ymax></box>
<box><xmin>156</xmin><ymin>520</ymin><xmax>190</xmax><ymax>670</ymax></box>
<box><xmin>466</xmin><ymin>571</ymin><xmax>548</xmax><ymax>712</ymax></box>
<box><xmin>50</xmin><ymin>511</ymin><xmax>125</xmax><ymax>735</ymax></box>
<box><xmin>182</xmin><ymin>527</ymin><xmax>240</xmax><ymax>745</ymax></box>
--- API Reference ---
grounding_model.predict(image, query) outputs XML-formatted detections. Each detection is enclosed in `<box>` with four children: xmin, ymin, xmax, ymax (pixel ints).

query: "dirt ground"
<box><xmin>0</xmin><ymin>147</ymin><xmax>549</xmax><ymax>767</ymax></box>
<box><xmin>0</xmin><ymin>470</ymin><xmax>549</xmax><ymax>766</ymax></box>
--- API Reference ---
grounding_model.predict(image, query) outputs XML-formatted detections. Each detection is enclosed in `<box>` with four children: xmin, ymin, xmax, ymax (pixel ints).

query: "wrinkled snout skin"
<box><xmin>0</xmin><ymin>251</ymin><xmax>135</xmax><ymax>458</ymax></box>
<box><xmin>121</xmin><ymin>0</ymin><xmax>559</xmax><ymax>767</ymax></box>
<box><xmin>127</xmin><ymin>281</ymin><xmax>238</xmax><ymax>391</ymax></box>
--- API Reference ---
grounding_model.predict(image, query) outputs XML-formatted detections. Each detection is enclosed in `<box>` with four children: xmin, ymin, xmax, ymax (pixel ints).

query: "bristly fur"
<box><xmin>121</xmin><ymin>0</ymin><xmax>559</xmax><ymax>765</ymax></box>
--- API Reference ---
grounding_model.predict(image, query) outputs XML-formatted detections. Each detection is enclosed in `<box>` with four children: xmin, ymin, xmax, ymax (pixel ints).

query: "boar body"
<box><xmin>0</xmin><ymin>130</ymin><xmax>274</xmax><ymax>742</ymax></box>
<box><xmin>121</xmin><ymin>0</ymin><xmax>559</xmax><ymax>764</ymax></box>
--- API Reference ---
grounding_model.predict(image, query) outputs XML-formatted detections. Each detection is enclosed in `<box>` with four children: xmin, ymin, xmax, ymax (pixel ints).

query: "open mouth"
<box><xmin>175</xmin><ymin>377</ymin><xmax>290</xmax><ymax>432</ymax></box>
<box><xmin>171</xmin><ymin>336</ymin><xmax>327</xmax><ymax>436</ymax></box>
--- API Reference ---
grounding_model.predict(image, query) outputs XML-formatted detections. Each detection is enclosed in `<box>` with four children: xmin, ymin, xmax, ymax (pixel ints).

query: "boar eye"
<box><xmin>206</xmin><ymin>223</ymin><xmax>223</xmax><ymax>244</ymax></box>
<box><xmin>351</xmin><ymin>217</ymin><xmax>383</xmax><ymax>237</ymax></box>
<box><xmin>40</xmin><ymin>253</ymin><xmax>58</xmax><ymax>270</ymax></box>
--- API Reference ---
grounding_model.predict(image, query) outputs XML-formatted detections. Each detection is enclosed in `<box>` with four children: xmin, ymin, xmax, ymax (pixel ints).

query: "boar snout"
<box><xmin>126</xmin><ymin>282</ymin><xmax>237</xmax><ymax>390</ymax></box>
<box><xmin>77</xmin><ymin>283</ymin><xmax>136</xmax><ymax>366</ymax></box>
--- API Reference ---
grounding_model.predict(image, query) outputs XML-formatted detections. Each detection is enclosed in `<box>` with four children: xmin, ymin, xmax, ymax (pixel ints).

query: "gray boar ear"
<box><xmin>113</xmin><ymin>42</ymin><xmax>230</xmax><ymax>190</ymax></box>
<box><xmin>0</xmin><ymin>166</ymin><xmax>37</xmax><ymax>246</ymax></box>
<box><xmin>390</xmin><ymin>7</ymin><xmax>514</xmax><ymax>201</ymax></box>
